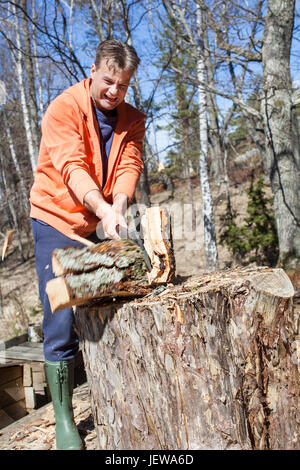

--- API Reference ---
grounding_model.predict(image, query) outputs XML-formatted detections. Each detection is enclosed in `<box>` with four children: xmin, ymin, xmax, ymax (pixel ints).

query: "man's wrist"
<box><xmin>83</xmin><ymin>189</ymin><xmax>111</xmax><ymax>219</ymax></box>
<box><xmin>113</xmin><ymin>193</ymin><xmax>129</xmax><ymax>214</ymax></box>
<box><xmin>96</xmin><ymin>202</ymin><xmax>112</xmax><ymax>220</ymax></box>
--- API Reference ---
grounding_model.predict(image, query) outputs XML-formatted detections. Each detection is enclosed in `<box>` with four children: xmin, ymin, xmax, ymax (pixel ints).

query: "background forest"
<box><xmin>0</xmin><ymin>0</ymin><xmax>299</xmax><ymax>340</ymax></box>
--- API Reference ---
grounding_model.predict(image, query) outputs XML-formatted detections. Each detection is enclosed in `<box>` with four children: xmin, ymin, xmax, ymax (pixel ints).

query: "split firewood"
<box><xmin>46</xmin><ymin>207</ymin><xmax>175</xmax><ymax>313</ymax></box>
<box><xmin>141</xmin><ymin>205</ymin><xmax>175</xmax><ymax>284</ymax></box>
<box><xmin>46</xmin><ymin>239</ymin><xmax>151</xmax><ymax>312</ymax></box>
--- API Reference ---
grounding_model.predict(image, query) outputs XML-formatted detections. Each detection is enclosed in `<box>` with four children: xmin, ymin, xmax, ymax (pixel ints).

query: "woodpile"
<box><xmin>0</xmin><ymin>364</ymin><xmax>26</xmax><ymax>429</ymax></box>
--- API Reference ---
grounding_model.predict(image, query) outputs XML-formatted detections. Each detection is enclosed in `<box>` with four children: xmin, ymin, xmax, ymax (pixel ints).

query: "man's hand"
<box><xmin>97</xmin><ymin>203</ymin><xmax>127</xmax><ymax>240</ymax></box>
<box><xmin>83</xmin><ymin>189</ymin><xmax>128</xmax><ymax>240</ymax></box>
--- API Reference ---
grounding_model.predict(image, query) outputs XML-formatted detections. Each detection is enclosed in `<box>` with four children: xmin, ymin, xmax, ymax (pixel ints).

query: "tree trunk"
<box><xmin>261</xmin><ymin>0</ymin><xmax>300</xmax><ymax>268</ymax></box>
<box><xmin>11</xmin><ymin>3</ymin><xmax>37</xmax><ymax>175</ymax></box>
<box><xmin>20</xmin><ymin>0</ymin><xmax>40</xmax><ymax>156</ymax></box>
<box><xmin>32</xmin><ymin>0</ymin><xmax>44</xmax><ymax>119</ymax></box>
<box><xmin>137</xmin><ymin>156</ymin><xmax>151</xmax><ymax>208</ymax></box>
<box><xmin>202</xmin><ymin>22</ymin><xmax>225</xmax><ymax>184</ymax></box>
<box><xmin>196</xmin><ymin>4</ymin><xmax>219</xmax><ymax>271</ymax></box>
<box><xmin>74</xmin><ymin>265</ymin><xmax>298</xmax><ymax>450</ymax></box>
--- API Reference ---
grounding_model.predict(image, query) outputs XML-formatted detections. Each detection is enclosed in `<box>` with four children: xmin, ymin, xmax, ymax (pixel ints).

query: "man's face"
<box><xmin>90</xmin><ymin>60</ymin><xmax>132</xmax><ymax>113</ymax></box>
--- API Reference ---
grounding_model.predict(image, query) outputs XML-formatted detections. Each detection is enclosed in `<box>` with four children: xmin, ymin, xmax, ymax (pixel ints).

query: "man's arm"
<box><xmin>83</xmin><ymin>118</ymin><xmax>145</xmax><ymax>240</ymax></box>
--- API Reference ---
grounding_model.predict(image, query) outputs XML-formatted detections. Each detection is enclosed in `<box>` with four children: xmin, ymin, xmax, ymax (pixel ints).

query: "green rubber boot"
<box><xmin>45</xmin><ymin>359</ymin><xmax>84</xmax><ymax>450</ymax></box>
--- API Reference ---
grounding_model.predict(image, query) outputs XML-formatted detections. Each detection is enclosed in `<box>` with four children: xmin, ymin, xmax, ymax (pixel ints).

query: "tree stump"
<box><xmin>74</xmin><ymin>266</ymin><xmax>299</xmax><ymax>450</ymax></box>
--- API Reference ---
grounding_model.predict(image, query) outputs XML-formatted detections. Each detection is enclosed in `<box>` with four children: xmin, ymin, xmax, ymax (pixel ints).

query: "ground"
<box><xmin>0</xmin><ymin>383</ymin><xmax>98</xmax><ymax>450</ymax></box>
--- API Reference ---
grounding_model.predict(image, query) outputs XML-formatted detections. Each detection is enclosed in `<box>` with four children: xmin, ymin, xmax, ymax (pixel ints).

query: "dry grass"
<box><xmin>0</xmin><ymin>252</ymin><xmax>41</xmax><ymax>342</ymax></box>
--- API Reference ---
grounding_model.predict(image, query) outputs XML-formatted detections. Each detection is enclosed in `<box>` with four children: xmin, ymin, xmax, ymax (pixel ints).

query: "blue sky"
<box><xmin>18</xmin><ymin>0</ymin><xmax>300</xmax><ymax>163</ymax></box>
<box><xmin>38</xmin><ymin>0</ymin><xmax>299</xmax><ymax>163</ymax></box>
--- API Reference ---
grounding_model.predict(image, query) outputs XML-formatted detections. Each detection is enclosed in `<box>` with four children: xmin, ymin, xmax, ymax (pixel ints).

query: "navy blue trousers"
<box><xmin>31</xmin><ymin>218</ymin><xmax>97</xmax><ymax>362</ymax></box>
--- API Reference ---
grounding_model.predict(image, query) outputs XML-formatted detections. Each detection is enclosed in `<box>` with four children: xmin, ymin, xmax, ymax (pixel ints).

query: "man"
<box><xmin>30</xmin><ymin>40</ymin><xmax>145</xmax><ymax>450</ymax></box>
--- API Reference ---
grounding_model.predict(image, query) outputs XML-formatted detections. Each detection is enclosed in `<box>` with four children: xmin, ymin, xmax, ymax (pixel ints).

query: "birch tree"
<box><xmin>159</xmin><ymin>0</ymin><xmax>219</xmax><ymax>269</ymax></box>
<box><xmin>20</xmin><ymin>0</ymin><xmax>40</xmax><ymax>156</ymax></box>
<box><xmin>9</xmin><ymin>2</ymin><xmax>38</xmax><ymax>175</ymax></box>
<box><xmin>32</xmin><ymin>0</ymin><xmax>44</xmax><ymax>118</ymax></box>
<box><xmin>196</xmin><ymin>3</ymin><xmax>218</xmax><ymax>270</ymax></box>
<box><xmin>202</xmin><ymin>21</ymin><xmax>224</xmax><ymax>182</ymax></box>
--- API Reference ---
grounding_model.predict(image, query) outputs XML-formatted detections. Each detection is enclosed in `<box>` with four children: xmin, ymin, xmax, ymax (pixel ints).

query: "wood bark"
<box><xmin>74</xmin><ymin>266</ymin><xmax>299</xmax><ymax>450</ymax></box>
<box><xmin>261</xmin><ymin>0</ymin><xmax>300</xmax><ymax>266</ymax></box>
<box><xmin>46</xmin><ymin>239</ymin><xmax>151</xmax><ymax>313</ymax></box>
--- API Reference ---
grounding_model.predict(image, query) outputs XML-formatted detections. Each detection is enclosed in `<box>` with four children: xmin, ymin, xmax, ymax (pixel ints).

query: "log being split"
<box><xmin>46</xmin><ymin>207</ymin><xmax>175</xmax><ymax>313</ymax></box>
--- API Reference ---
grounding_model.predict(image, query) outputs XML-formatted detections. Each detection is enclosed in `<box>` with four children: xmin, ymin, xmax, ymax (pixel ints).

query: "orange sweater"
<box><xmin>30</xmin><ymin>78</ymin><xmax>145</xmax><ymax>240</ymax></box>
